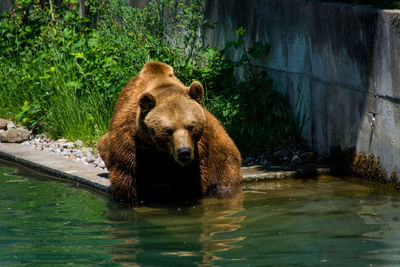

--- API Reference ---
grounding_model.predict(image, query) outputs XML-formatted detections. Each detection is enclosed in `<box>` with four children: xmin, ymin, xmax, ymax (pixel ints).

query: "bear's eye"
<box><xmin>166</xmin><ymin>129</ymin><xmax>173</xmax><ymax>136</ymax></box>
<box><xmin>187</xmin><ymin>125</ymin><xmax>194</xmax><ymax>131</ymax></box>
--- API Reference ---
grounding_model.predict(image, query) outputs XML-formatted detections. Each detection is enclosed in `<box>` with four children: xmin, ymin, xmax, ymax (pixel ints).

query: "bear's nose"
<box><xmin>177</xmin><ymin>147</ymin><xmax>192</xmax><ymax>164</ymax></box>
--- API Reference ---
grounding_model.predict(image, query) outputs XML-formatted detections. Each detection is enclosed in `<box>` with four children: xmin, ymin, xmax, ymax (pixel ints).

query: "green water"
<box><xmin>1</xmin><ymin>160</ymin><xmax>400</xmax><ymax>266</ymax></box>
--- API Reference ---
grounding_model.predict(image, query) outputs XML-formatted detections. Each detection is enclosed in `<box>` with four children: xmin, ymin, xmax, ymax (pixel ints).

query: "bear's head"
<box><xmin>137</xmin><ymin>81</ymin><xmax>206</xmax><ymax>166</ymax></box>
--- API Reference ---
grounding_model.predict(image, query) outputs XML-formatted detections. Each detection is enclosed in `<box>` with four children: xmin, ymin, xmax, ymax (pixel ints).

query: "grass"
<box><xmin>0</xmin><ymin>50</ymin><xmax>114</xmax><ymax>146</ymax></box>
<box><xmin>0</xmin><ymin>0</ymin><xmax>306</xmax><ymax>153</ymax></box>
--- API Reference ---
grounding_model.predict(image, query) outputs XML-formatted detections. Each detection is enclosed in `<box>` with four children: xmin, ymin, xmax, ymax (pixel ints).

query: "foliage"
<box><xmin>0</xmin><ymin>0</ymin><xmax>305</xmax><ymax>152</ymax></box>
<box><xmin>204</xmin><ymin>28</ymin><xmax>305</xmax><ymax>152</ymax></box>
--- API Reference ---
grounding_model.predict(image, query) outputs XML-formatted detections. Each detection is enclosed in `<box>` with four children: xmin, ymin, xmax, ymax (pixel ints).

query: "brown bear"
<box><xmin>97</xmin><ymin>61</ymin><xmax>242</xmax><ymax>204</ymax></box>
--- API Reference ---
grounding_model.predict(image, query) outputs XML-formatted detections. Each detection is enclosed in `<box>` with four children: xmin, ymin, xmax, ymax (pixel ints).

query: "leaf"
<box><xmin>70</xmin><ymin>52</ymin><xmax>85</xmax><ymax>59</ymax></box>
<box><xmin>235</xmin><ymin>27</ymin><xmax>245</xmax><ymax>37</ymax></box>
<box><xmin>38</xmin><ymin>74</ymin><xmax>51</xmax><ymax>80</ymax></box>
<box><xmin>233</xmin><ymin>38</ymin><xmax>244</xmax><ymax>49</ymax></box>
<box><xmin>248</xmin><ymin>41</ymin><xmax>270</xmax><ymax>59</ymax></box>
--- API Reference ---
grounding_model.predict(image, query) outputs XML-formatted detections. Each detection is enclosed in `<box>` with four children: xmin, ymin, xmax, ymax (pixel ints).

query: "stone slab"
<box><xmin>0</xmin><ymin>143</ymin><xmax>111</xmax><ymax>194</ymax></box>
<box><xmin>0</xmin><ymin>143</ymin><xmax>337</xmax><ymax>194</ymax></box>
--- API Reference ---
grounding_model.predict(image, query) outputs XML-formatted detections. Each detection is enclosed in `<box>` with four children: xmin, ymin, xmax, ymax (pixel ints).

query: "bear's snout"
<box><xmin>177</xmin><ymin>147</ymin><xmax>192</xmax><ymax>165</ymax></box>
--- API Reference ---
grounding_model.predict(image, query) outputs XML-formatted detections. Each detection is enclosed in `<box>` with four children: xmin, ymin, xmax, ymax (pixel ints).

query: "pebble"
<box><xmin>13</xmin><ymin>132</ymin><xmax>107</xmax><ymax>170</ymax></box>
<box><xmin>75</xmin><ymin>140</ymin><xmax>83</xmax><ymax>147</ymax></box>
<box><xmin>0</xmin><ymin>119</ymin><xmax>9</xmax><ymax>130</ymax></box>
<box><xmin>85</xmin><ymin>152</ymin><xmax>94</xmax><ymax>163</ymax></box>
<box><xmin>244</xmin><ymin>156</ymin><xmax>255</xmax><ymax>164</ymax></box>
<box><xmin>74</xmin><ymin>150</ymin><xmax>83</xmax><ymax>157</ymax></box>
<box><xmin>291</xmin><ymin>155</ymin><xmax>303</xmax><ymax>165</ymax></box>
<box><xmin>7</xmin><ymin>122</ymin><xmax>15</xmax><ymax>129</ymax></box>
<box><xmin>98</xmin><ymin>161</ymin><xmax>106</xmax><ymax>168</ymax></box>
<box><xmin>4</xmin><ymin>120</ymin><xmax>314</xmax><ymax>170</ymax></box>
<box><xmin>22</xmin><ymin>141</ymin><xmax>31</xmax><ymax>146</ymax></box>
<box><xmin>64</xmin><ymin>142</ymin><xmax>75</xmax><ymax>149</ymax></box>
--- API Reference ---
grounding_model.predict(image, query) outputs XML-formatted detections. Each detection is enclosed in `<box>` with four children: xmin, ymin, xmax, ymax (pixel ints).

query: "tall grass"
<box><xmin>0</xmin><ymin>0</ymin><xmax>306</xmax><ymax>152</ymax></box>
<box><xmin>0</xmin><ymin>45</ymin><xmax>114</xmax><ymax>145</ymax></box>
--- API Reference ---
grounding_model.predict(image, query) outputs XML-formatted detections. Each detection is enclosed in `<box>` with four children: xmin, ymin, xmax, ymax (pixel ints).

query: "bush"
<box><xmin>0</xmin><ymin>0</ymin><xmax>305</xmax><ymax>152</ymax></box>
<box><xmin>203</xmin><ymin>28</ymin><xmax>306</xmax><ymax>152</ymax></box>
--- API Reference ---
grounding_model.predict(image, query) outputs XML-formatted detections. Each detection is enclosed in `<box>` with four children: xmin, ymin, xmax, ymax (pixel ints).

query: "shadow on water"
<box><xmin>101</xmin><ymin>175</ymin><xmax>400</xmax><ymax>266</ymax></box>
<box><xmin>103</xmin><ymin>189</ymin><xmax>245</xmax><ymax>267</ymax></box>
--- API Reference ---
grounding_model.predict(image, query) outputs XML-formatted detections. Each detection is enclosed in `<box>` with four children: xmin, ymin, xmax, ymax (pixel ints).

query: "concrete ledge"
<box><xmin>0</xmin><ymin>143</ymin><xmax>338</xmax><ymax>194</ymax></box>
<box><xmin>241</xmin><ymin>164</ymin><xmax>338</xmax><ymax>182</ymax></box>
<box><xmin>0</xmin><ymin>143</ymin><xmax>111</xmax><ymax>194</ymax></box>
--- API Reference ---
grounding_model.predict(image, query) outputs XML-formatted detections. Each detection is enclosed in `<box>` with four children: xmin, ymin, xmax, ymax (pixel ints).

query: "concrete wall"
<box><xmin>203</xmin><ymin>0</ymin><xmax>400</xmax><ymax>177</ymax></box>
<box><xmin>4</xmin><ymin>0</ymin><xmax>399</xmax><ymax>177</ymax></box>
<box><xmin>0</xmin><ymin>0</ymin><xmax>13</xmax><ymax>15</ymax></box>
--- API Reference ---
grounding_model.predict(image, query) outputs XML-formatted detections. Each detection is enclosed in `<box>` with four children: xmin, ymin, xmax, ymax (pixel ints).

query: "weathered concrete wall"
<box><xmin>0</xmin><ymin>0</ymin><xmax>13</xmax><ymax>15</ymax></box>
<box><xmin>203</xmin><ymin>0</ymin><xmax>400</xmax><ymax>177</ymax></box>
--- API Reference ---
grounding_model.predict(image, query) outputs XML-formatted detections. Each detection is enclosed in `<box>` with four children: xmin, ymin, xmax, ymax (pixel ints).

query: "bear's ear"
<box><xmin>138</xmin><ymin>92</ymin><xmax>156</xmax><ymax>113</ymax></box>
<box><xmin>188</xmin><ymin>81</ymin><xmax>204</xmax><ymax>105</ymax></box>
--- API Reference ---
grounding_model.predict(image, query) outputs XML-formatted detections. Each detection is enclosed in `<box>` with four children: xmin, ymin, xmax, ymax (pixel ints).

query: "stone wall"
<box><xmin>203</xmin><ymin>0</ymin><xmax>400</xmax><ymax>177</ymax></box>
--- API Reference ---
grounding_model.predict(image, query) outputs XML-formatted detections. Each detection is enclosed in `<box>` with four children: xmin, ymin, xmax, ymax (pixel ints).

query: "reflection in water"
<box><xmin>199</xmin><ymin>191</ymin><xmax>246</xmax><ymax>266</ymax></box>
<box><xmin>104</xmin><ymin>189</ymin><xmax>246</xmax><ymax>267</ymax></box>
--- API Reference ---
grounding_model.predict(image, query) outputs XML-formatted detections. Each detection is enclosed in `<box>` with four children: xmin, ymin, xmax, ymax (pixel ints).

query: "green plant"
<box><xmin>0</xmin><ymin>0</ymin><xmax>306</xmax><ymax>153</ymax></box>
<box><xmin>204</xmin><ymin>28</ymin><xmax>305</xmax><ymax>152</ymax></box>
<box><xmin>0</xmin><ymin>0</ymin><xmax>214</xmax><ymax>145</ymax></box>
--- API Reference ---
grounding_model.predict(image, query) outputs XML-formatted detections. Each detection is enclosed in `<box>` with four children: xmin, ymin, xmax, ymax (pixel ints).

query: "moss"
<box><xmin>349</xmin><ymin>153</ymin><xmax>387</xmax><ymax>184</ymax></box>
<box><xmin>329</xmin><ymin>146</ymin><xmax>400</xmax><ymax>187</ymax></box>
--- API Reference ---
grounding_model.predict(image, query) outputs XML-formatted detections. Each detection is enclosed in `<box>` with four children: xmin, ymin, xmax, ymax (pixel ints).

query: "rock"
<box><xmin>244</xmin><ymin>156</ymin><xmax>255</xmax><ymax>164</ymax></box>
<box><xmin>2</xmin><ymin>127</ymin><xmax>30</xmax><ymax>143</ymax></box>
<box><xmin>81</xmin><ymin>147</ymin><xmax>91</xmax><ymax>154</ymax></box>
<box><xmin>85</xmin><ymin>152</ymin><xmax>94</xmax><ymax>163</ymax></box>
<box><xmin>291</xmin><ymin>155</ymin><xmax>303</xmax><ymax>165</ymax></box>
<box><xmin>0</xmin><ymin>119</ymin><xmax>9</xmax><ymax>130</ymax></box>
<box><xmin>274</xmin><ymin>150</ymin><xmax>289</xmax><ymax>161</ymax></box>
<box><xmin>74</xmin><ymin>149</ymin><xmax>83</xmax><ymax>158</ymax></box>
<box><xmin>35</xmin><ymin>133</ymin><xmax>46</xmax><ymax>139</ymax></box>
<box><xmin>57</xmin><ymin>138</ymin><xmax>67</xmax><ymax>143</ymax></box>
<box><xmin>63</xmin><ymin>142</ymin><xmax>75</xmax><ymax>149</ymax></box>
<box><xmin>74</xmin><ymin>140</ymin><xmax>83</xmax><ymax>147</ymax></box>
<box><xmin>6</xmin><ymin>121</ymin><xmax>15</xmax><ymax>130</ymax></box>
<box><xmin>98</xmin><ymin>161</ymin><xmax>106</xmax><ymax>169</ymax></box>
<box><xmin>300</xmin><ymin>152</ymin><xmax>314</xmax><ymax>163</ymax></box>
<box><xmin>52</xmin><ymin>148</ymin><xmax>61</xmax><ymax>154</ymax></box>
<box><xmin>21</xmin><ymin>140</ymin><xmax>31</xmax><ymax>146</ymax></box>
